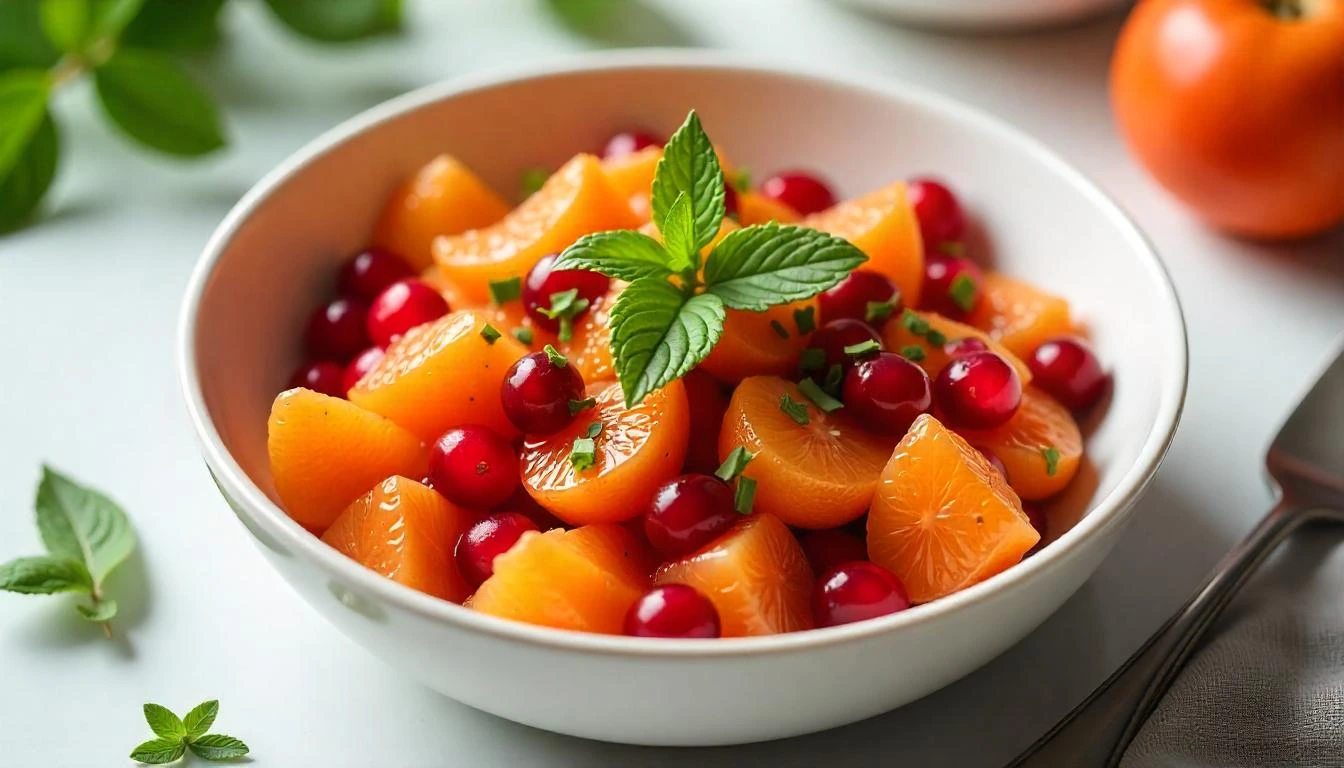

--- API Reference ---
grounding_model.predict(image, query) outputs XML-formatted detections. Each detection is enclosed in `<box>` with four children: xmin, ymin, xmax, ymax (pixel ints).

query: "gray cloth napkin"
<box><xmin>1121</xmin><ymin>527</ymin><xmax>1344</xmax><ymax>768</ymax></box>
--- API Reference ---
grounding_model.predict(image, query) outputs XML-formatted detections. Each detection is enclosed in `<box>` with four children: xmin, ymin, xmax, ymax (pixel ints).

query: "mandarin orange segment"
<box><xmin>561</xmin><ymin>523</ymin><xmax>657</xmax><ymax>590</ymax></box>
<box><xmin>699</xmin><ymin>301</ymin><xmax>812</xmax><ymax>383</ymax></box>
<box><xmin>433</xmin><ymin>154</ymin><xmax>639</xmax><ymax>304</ymax></box>
<box><xmin>804</xmin><ymin>181</ymin><xmax>924</xmax><ymax>307</ymax></box>
<box><xmin>884</xmin><ymin>310</ymin><xmax>1032</xmax><ymax>384</ymax></box>
<box><xmin>718</xmin><ymin>376</ymin><xmax>894</xmax><ymax>528</ymax></box>
<box><xmin>601</xmin><ymin>145</ymin><xmax>661</xmax><ymax>199</ymax></box>
<box><xmin>654</xmin><ymin>513</ymin><xmax>814</xmax><ymax>637</ymax></box>
<box><xmin>348</xmin><ymin>309</ymin><xmax>528</xmax><ymax>441</ymax></box>
<box><xmin>560</xmin><ymin>284</ymin><xmax>620</xmax><ymax>383</ymax></box>
<box><xmin>738</xmin><ymin>191</ymin><xmax>801</xmax><ymax>225</ymax></box>
<box><xmin>867</xmin><ymin>414</ymin><xmax>1038</xmax><ymax>603</ymax></box>
<box><xmin>372</xmin><ymin>155</ymin><xmax>511</xmax><ymax>270</ymax></box>
<box><xmin>267</xmin><ymin>388</ymin><xmax>428</xmax><ymax>533</ymax></box>
<box><xmin>521</xmin><ymin>380</ymin><xmax>689</xmax><ymax>525</ymax></box>
<box><xmin>470</xmin><ymin>528</ymin><xmax>644</xmax><ymax>633</ymax></box>
<box><xmin>966</xmin><ymin>272</ymin><xmax>1073</xmax><ymax>358</ymax></box>
<box><xmin>962</xmin><ymin>386</ymin><xmax>1082</xmax><ymax>501</ymax></box>
<box><xmin>321</xmin><ymin>475</ymin><xmax>473</xmax><ymax>602</ymax></box>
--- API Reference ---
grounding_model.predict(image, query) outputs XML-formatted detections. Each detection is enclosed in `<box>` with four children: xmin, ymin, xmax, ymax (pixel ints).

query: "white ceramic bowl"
<box><xmin>179</xmin><ymin>51</ymin><xmax>1186</xmax><ymax>747</ymax></box>
<box><xmin>823</xmin><ymin>0</ymin><xmax>1131</xmax><ymax>30</ymax></box>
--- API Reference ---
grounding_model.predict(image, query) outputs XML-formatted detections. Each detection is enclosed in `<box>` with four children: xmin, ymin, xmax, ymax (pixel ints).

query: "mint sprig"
<box><xmin>130</xmin><ymin>700</ymin><xmax>249</xmax><ymax>764</ymax></box>
<box><xmin>554</xmin><ymin>109</ymin><xmax>867</xmax><ymax>405</ymax></box>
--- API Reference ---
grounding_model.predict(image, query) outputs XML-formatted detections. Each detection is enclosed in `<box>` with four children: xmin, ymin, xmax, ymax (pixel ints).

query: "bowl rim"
<box><xmin>178</xmin><ymin>49</ymin><xmax>1187</xmax><ymax>657</ymax></box>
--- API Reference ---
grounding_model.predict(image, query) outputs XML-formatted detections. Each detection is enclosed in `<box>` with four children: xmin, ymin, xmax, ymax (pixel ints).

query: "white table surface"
<box><xmin>2</xmin><ymin>1</ymin><xmax>1341</xmax><ymax>765</ymax></box>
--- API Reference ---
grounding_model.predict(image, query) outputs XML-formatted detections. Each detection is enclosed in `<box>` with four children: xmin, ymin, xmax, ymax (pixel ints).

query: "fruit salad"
<box><xmin>267</xmin><ymin>111</ymin><xmax>1111</xmax><ymax>639</ymax></box>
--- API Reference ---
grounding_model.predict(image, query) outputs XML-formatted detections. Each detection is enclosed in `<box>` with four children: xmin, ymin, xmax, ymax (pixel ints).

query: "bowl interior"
<box><xmin>189</xmin><ymin>59</ymin><xmax>1182</xmax><ymax>599</ymax></box>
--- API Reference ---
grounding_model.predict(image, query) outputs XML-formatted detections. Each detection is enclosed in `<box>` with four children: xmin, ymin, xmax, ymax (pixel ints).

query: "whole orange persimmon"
<box><xmin>1111</xmin><ymin>0</ymin><xmax>1344</xmax><ymax>239</ymax></box>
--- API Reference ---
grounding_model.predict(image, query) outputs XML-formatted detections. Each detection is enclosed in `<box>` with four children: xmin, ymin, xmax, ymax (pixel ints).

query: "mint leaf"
<box><xmin>651</xmin><ymin>110</ymin><xmax>724</xmax><ymax>252</ymax></box>
<box><xmin>769</xmin><ymin>319</ymin><xmax>789</xmax><ymax>339</ymax></box>
<box><xmin>734</xmin><ymin>476</ymin><xmax>757</xmax><ymax>515</ymax></box>
<box><xmin>92</xmin><ymin>0</ymin><xmax>149</xmax><ymax>40</ymax></box>
<box><xmin>714</xmin><ymin>446</ymin><xmax>754</xmax><ymax>483</ymax></box>
<box><xmin>487</xmin><ymin>276</ymin><xmax>521</xmax><ymax>305</ymax></box>
<box><xmin>0</xmin><ymin>104</ymin><xmax>59</xmax><ymax>233</ymax></box>
<box><xmin>703</xmin><ymin>223</ymin><xmax>866</xmax><ymax>311</ymax></box>
<box><xmin>555</xmin><ymin>230</ymin><xmax>672</xmax><ymax>282</ymax></box>
<box><xmin>866</xmin><ymin>300</ymin><xmax>896</xmax><ymax>324</ymax></box>
<box><xmin>609</xmin><ymin>278</ymin><xmax>724</xmax><ymax>406</ymax></box>
<box><xmin>798</xmin><ymin>377</ymin><xmax>843</xmax><ymax>412</ymax></box>
<box><xmin>479</xmin><ymin>323</ymin><xmax>501</xmax><ymax>344</ymax></box>
<box><xmin>843</xmin><ymin>339</ymin><xmax>880</xmax><ymax>357</ymax></box>
<box><xmin>122</xmin><ymin>0</ymin><xmax>226</xmax><ymax>52</ymax></box>
<box><xmin>779</xmin><ymin>394</ymin><xmax>810</xmax><ymax>425</ymax></box>
<box><xmin>143</xmin><ymin>703</ymin><xmax>186</xmax><ymax>740</ymax></box>
<box><xmin>900</xmin><ymin>344</ymin><xmax>926</xmax><ymax>362</ymax></box>
<box><xmin>570</xmin><ymin>435</ymin><xmax>597</xmax><ymax>472</ymax></box>
<box><xmin>537</xmin><ymin>288</ymin><xmax>588</xmax><ymax>343</ymax></box>
<box><xmin>0</xmin><ymin>70</ymin><xmax>50</xmax><ymax>179</ymax></box>
<box><xmin>130</xmin><ymin>737</ymin><xmax>185</xmax><ymax>765</ymax></box>
<box><xmin>77</xmin><ymin>598</ymin><xmax>116</xmax><ymax>622</ymax></box>
<box><xmin>36</xmin><ymin>465</ymin><xmax>136</xmax><ymax>589</ymax></box>
<box><xmin>511</xmin><ymin>326</ymin><xmax>533</xmax><ymax>346</ymax></box>
<box><xmin>188</xmin><ymin>733</ymin><xmax>249</xmax><ymax>761</ymax></box>
<box><xmin>93</xmin><ymin>48</ymin><xmax>225</xmax><ymax>156</ymax></box>
<box><xmin>183</xmin><ymin>700</ymin><xmax>219</xmax><ymax>740</ymax></box>
<box><xmin>949</xmin><ymin>273</ymin><xmax>977</xmax><ymax>312</ymax></box>
<box><xmin>543</xmin><ymin>344</ymin><xmax>567</xmax><ymax>367</ymax></box>
<box><xmin>0</xmin><ymin>2</ymin><xmax>61</xmax><ymax>68</ymax></box>
<box><xmin>567</xmin><ymin>397</ymin><xmax>596</xmax><ymax>416</ymax></box>
<box><xmin>263</xmin><ymin>0</ymin><xmax>400</xmax><ymax>42</ymax></box>
<box><xmin>798</xmin><ymin>347</ymin><xmax>825</xmax><ymax>374</ymax></box>
<box><xmin>38</xmin><ymin>0</ymin><xmax>91</xmax><ymax>53</ymax></box>
<box><xmin>0</xmin><ymin>555</ymin><xmax>92</xmax><ymax>594</ymax></box>
<box><xmin>792</xmin><ymin>306</ymin><xmax>816</xmax><ymax>335</ymax></box>
<box><xmin>1042</xmin><ymin>446</ymin><xmax>1060</xmax><ymax>477</ymax></box>
<box><xmin>660</xmin><ymin>192</ymin><xmax>696</xmax><ymax>269</ymax></box>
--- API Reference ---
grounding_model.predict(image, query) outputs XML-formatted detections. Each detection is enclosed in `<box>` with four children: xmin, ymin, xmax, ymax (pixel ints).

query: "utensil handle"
<box><xmin>1007</xmin><ymin>499</ymin><xmax>1306</xmax><ymax>768</ymax></box>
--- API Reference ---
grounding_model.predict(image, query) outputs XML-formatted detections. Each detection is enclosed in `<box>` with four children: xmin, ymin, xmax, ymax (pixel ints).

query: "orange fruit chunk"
<box><xmin>348</xmin><ymin>309</ymin><xmax>528</xmax><ymax>441</ymax></box>
<box><xmin>562</xmin><ymin>523</ymin><xmax>657</xmax><ymax>589</ymax></box>
<box><xmin>321</xmin><ymin>475</ymin><xmax>473</xmax><ymax>603</ymax></box>
<box><xmin>267</xmin><ymin>388</ymin><xmax>428</xmax><ymax>533</ymax></box>
<box><xmin>962</xmin><ymin>385</ymin><xmax>1082</xmax><ymax>501</ymax></box>
<box><xmin>560</xmin><ymin>283</ymin><xmax>620</xmax><ymax>383</ymax></box>
<box><xmin>718</xmin><ymin>376</ymin><xmax>894</xmax><ymax>529</ymax></box>
<box><xmin>655</xmin><ymin>513</ymin><xmax>814</xmax><ymax>636</ymax></box>
<box><xmin>521</xmin><ymin>380</ymin><xmax>688</xmax><ymax>525</ymax></box>
<box><xmin>470</xmin><ymin>526</ymin><xmax>648</xmax><ymax>633</ymax></box>
<box><xmin>966</xmin><ymin>272</ymin><xmax>1072</xmax><ymax>359</ymax></box>
<box><xmin>699</xmin><ymin>301</ymin><xmax>812</xmax><ymax>383</ymax></box>
<box><xmin>867</xmin><ymin>414</ymin><xmax>1038</xmax><ymax>603</ymax></box>
<box><xmin>738</xmin><ymin>191</ymin><xmax>801</xmax><ymax>225</ymax></box>
<box><xmin>803</xmin><ymin>181</ymin><xmax>924</xmax><ymax>307</ymax></box>
<box><xmin>433</xmin><ymin>154</ymin><xmax>639</xmax><ymax>304</ymax></box>
<box><xmin>883</xmin><ymin>309</ymin><xmax>1032</xmax><ymax>385</ymax></box>
<box><xmin>372</xmin><ymin>155</ymin><xmax>511</xmax><ymax>270</ymax></box>
<box><xmin>601</xmin><ymin>146</ymin><xmax>661</xmax><ymax>200</ymax></box>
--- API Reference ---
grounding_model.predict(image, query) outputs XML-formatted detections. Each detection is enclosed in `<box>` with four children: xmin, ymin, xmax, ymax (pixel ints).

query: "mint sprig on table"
<box><xmin>130</xmin><ymin>700</ymin><xmax>249</xmax><ymax>765</ymax></box>
<box><xmin>554</xmin><ymin>110</ymin><xmax>867</xmax><ymax>405</ymax></box>
<box><xmin>0</xmin><ymin>465</ymin><xmax>136</xmax><ymax>637</ymax></box>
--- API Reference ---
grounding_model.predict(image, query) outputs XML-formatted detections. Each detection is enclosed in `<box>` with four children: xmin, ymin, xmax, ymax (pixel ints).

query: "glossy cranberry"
<box><xmin>842</xmin><ymin>353</ymin><xmax>933</xmax><ymax>435</ymax></box>
<box><xmin>367</xmin><ymin>279</ymin><xmax>449</xmax><ymax>348</ymax></box>
<box><xmin>338</xmin><ymin>248</ymin><xmax>414</xmax><ymax>302</ymax></box>
<box><xmin>522</xmin><ymin>254</ymin><xmax>610</xmax><ymax>333</ymax></box>
<box><xmin>428</xmin><ymin>425</ymin><xmax>520</xmax><ymax>510</ymax></box>
<box><xmin>933</xmin><ymin>351</ymin><xmax>1022</xmax><ymax>430</ymax></box>
<box><xmin>644</xmin><ymin>474</ymin><xmax>738</xmax><ymax>558</ymax></box>
<box><xmin>342</xmin><ymin>346</ymin><xmax>384</xmax><ymax>393</ymax></box>
<box><xmin>817</xmin><ymin>270</ymin><xmax>901</xmax><ymax>327</ymax></box>
<box><xmin>601</xmin><ymin>130</ymin><xmax>663</xmax><ymax>160</ymax></box>
<box><xmin>723</xmin><ymin>182</ymin><xmax>740</xmax><ymax>220</ymax></box>
<box><xmin>806</xmin><ymin>318</ymin><xmax>883</xmax><ymax>373</ymax></box>
<box><xmin>907</xmin><ymin>177</ymin><xmax>966</xmax><ymax>246</ymax></box>
<box><xmin>501</xmin><ymin>351</ymin><xmax>587</xmax><ymax>435</ymax></box>
<box><xmin>305</xmin><ymin>297</ymin><xmax>370</xmax><ymax>362</ymax></box>
<box><xmin>813</xmin><ymin>562</ymin><xmax>911</xmax><ymax>628</ymax></box>
<box><xmin>682</xmin><ymin>370</ymin><xmax>730</xmax><ymax>474</ymax></box>
<box><xmin>760</xmin><ymin>171</ymin><xmax>837</xmax><ymax>216</ymax></box>
<box><xmin>943</xmin><ymin>336</ymin><xmax>990</xmax><ymax>359</ymax></box>
<box><xmin>799</xmin><ymin>529</ymin><xmax>868</xmax><ymax>576</ymax></box>
<box><xmin>289</xmin><ymin>361</ymin><xmax>345</xmax><ymax>398</ymax></box>
<box><xmin>921</xmin><ymin>254</ymin><xmax>983</xmax><ymax>319</ymax></box>
<box><xmin>455</xmin><ymin>513</ymin><xmax>539</xmax><ymax>587</ymax></box>
<box><xmin>624</xmin><ymin>584</ymin><xmax>721</xmax><ymax>639</ymax></box>
<box><xmin>1028</xmin><ymin>336</ymin><xmax>1110</xmax><ymax>411</ymax></box>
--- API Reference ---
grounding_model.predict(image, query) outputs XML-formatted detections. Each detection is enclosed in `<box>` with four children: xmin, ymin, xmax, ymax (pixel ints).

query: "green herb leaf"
<box><xmin>487</xmin><ymin>276</ymin><xmax>521</xmax><ymax>305</ymax></box>
<box><xmin>779</xmin><ymin>393</ymin><xmax>810</xmax><ymax>425</ymax></box>
<box><xmin>0</xmin><ymin>70</ymin><xmax>51</xmax><ymax>179</ymax></box>
<box><xmin>948</xmin><ymin>273</ymin><xmax>977</xmax><ymax>312</ymax></box>
<box><xmin>0</xmin><ymin>2</ymin><xmax>61</xmax><ymax>68</ymax></box>
<box><xmin>925</xmin><ymin>329</ymin><xmax>947</xmax><ymax>347</ymax></box>
<box><xmin>609</xmin><ymin>278</ymin><xmax>724</xmax><ymax>406</ymax></box>
<box><xmin>519</xmin><ymin>166</ymin><xmax>548</xmax><ymax>199</ymax></box>
<box><xmin>543</xmin><ymin>344</ymin><xmax>567</xmax><ymax>367</ymax></box>
<box><xmin>822</xmin><ymin>363</ymin><xmax>844</xmax><ymax>396</ymax></box>
<box><xmin>77</xmin><ymin>597</ymin><xmax>116</xmax><ymax>622</ymax></box>
<box><xmin>142</xmin><ymin>703</ymin><xmax>186</xmax><ymax>740</ymax></box>
<box><xmin>183</xmin><ymin>700</ymin><xmax>219</xmax><ymax>741</ymax></box>
<box><xmin>129</xmin><ymin>737</ymin><xmax>185</xmax><ymax>765</ymax></box>
<box><xmin>659</xmin><ymin>191</ymin><xmax>698</xmax><ymax>270</ymax></box>
<box><xmin>567</xmin><ymin>397</ymin><xmax>596</xmax><ymax>416</ymax></box>
<box><xmin>798</xmin><ymin>377</ymin><xmax>843</xmax><ymax>412</ymax></box>
<box><xmin>187</xmin><ymin>733</ymin><xmax>249</xmax><ymax>761</ymax></box>
<box><xmin>714</xmin><ymin>446</ymin><xmax>754</xmax><ymax>483</ymax></box>
<box><xmin>843</xmin><ymin>339</ymin><xmax>880</xmax><ymax>357</ymax></box>
<box><xmin>570</xmin><ymin>436</ymin><xmax>597</xmax><ymax>472</ymax></box>
<box><xmin>899</xmin><ymin>309</ymin><xmax>930</xmax><ymax>335</ymax></box>
<box><xmin>865</xmin><ymin>300</ymin><xmax>896</xmax><ymax>325</ymax></box>
<box><xmin>0</xmin><ymin>108</ymin><xmax>58</xmax><ymax>233</ymax></box>
<box><xmin>733</xmin><ymin>476</ymin><xmax>757</xmax><ymax>515</ymax></box>
<box><xmin>121</xmin><ymin>0</ymin><xmax>226</xmax><ymax>52</ymax></box>
<box><xmin>703</xmin><ymin>223</ymin><xmax>867</xmax><ymax>311</ymax></box>
<box><xmin>1042</xmin><ymin>446</ymin><xmax>1060</xmax><ymax>477</ymax></box>
<box><xmin>479</xmin><ymin>323</ymin><xmax>501</xmax><ymax>344</ymax></box>
<box><xmin>584</xmin><ymin>421</ymin><xmax>602</xmax><ymax>439</ymax></box>
<box><xmin>38</xmin><ymin>0</ymin><xmax>91</xmax><ymax>53</ymax></box>
<box><xmin>511</xmin><ymin>327</ymin><xmax>534</xmax><ymax>346</ymax></box>
<box><xmin>555</xmin><ymin>229</ymin><xmax>674</xmax><ymax>282</ymax></box>
<box><xmin>93</xmin><ymin>0</ymin><xmax>150</xmax><ymax>40</ymax></box>
<box><xmin>262</xmin><ymin>0</ymin><xmax>401</xmax><ymax>43</ymax></box>
<box><xmin>798</xmin><ymin>347</ymin><xmax>825</xmax><ymax>374</ymax></box>
<box><xmin>537</xmin><ymin>288</ymin><xmax>589</xmax><ymax>343</ymax></box>
<box><xmin>93</xmin><ymin>48</ymin><xmax>225</xmax><ymax>156</ymax></box>
<box><xmin>792</xmin><ymin>306</ymin><xmax>816</xmax><ymax>335</ymax></box>
<box><xmin>769</xmin><ymin>319</ymin><xmax>789</xmax><ymax>339</ymax></box>
<box><xmin>35</xmin><ymin>465</ymin><xmax>136</xmax><ymax>590</ymax></box>
<box><xmin>936</xmin><ymin>241</ymin><xmax>965</xmax><ymax>257</ymax></box>
<box><xmin>0</xmin><ymin>555</ymin><xmax>92</xmax><ymax>594</ymax></box>
<box><xmin>651</xmin><ymin>110</ymin><xmax>724</xmax><ymax>252</ymax></box>
<box><xmin>900</xmin><ymin>345</ymin><xmax>926</xmax><ymax>362</ymax></box>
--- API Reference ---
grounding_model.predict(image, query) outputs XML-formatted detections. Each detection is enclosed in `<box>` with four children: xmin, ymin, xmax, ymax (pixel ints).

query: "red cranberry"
<box><xmin>428</xmin><ymin>425</ymin><xmax>520</xmax><ymax>510</ymax></box>
<box><xmin>813</xmin><ymin>562</ymin><xmax>911</xmax><ymax>628</ymax></box>
<box><xmin>723</xmin><ymin>182</ymin><xmax>740</xmax><ymax>220</ymax></box>
<box><xmin>908</xmin><ymin>177</ymin><xmax>966</xmax><ymax>246</ymax></box>
<box><xmin>842</xmin><ymin>353</ymin><xmax>933</xmax><ymax>435</ymax></box>
<box><xmin>799</xmin><ymin>529</ymin><xmax>867</xmax><ymax>576</ymax></box>
<box><xmin>338</xmin><ymin>248</ymin><xmax>414</xmax><ymax>302</ymax></box>
<box><xmin>817</xmin><ymin>270</ymin><xmax>901</xmax><ymax>327</ymax></box>
<box><xmin>624</xmin><ymin>584</ymin><xmax>721</xmax><ymax>639</ymax></box>
<box><xmin>933</xmin><ymin>351</ymin><xmax>1022</xmax><ymax>429</ymax></box>
<box><xmin>305</xmin><ymin>297</ymin><xmax>370</xmax><ymax>362</ymax></box>
<box><xmin>601</xmin><ymin>130</ymin><xmax>663</xmax><ymax>160</ymax></box>
<box><xmin>367</xmin><ymin>279</ymin><xmax>449</xmax><ymax>348</ymax></box>
<box><xmin>342</xmin><ymin>346</ymin><xmax>384</xmax><ymax>393</ymax></box>
<box><xmin>944</xmin><ymin>337</ymin><xmax>990</xmax><ymax>359</ymax></box>
<box><xmin>501</xmin><ymin>351</ymin><xmax>587</xmax><ymax>436</ymax></box>
<box><xmin>921</xmin><ymin>254</ymin><xmax>983</xmax><ymax>319</ymax></box>
<box><xmin>1028</xmin><ymin>336</ymin><xmax>1110</xmax><ymax>411</ymax></box>
<box><xmin>682</xmin><ymin>370</ymin><xmax>730</xmax><ymax>474</ymax></box>
<box><xmin>806</xmin><ymin>318</ymin><xmax>883</xmax><ymax>373</ymax></box>
<box><xmin>760</xmin><ymin>171</ymin><xmax>836</xmax><ymax>216</ymax></box>
<box><xmin>455</xmin><ymin>513</ymin><xmax>539</xmax><ymax>587</ymax></box>
<box><xmin>522</xmin><ymin>254</ymin><xmax>610</xmax><ymax>334</ymax></box>
<box><xmin>644</xmin><ymin>474</ymin><xmax>738</xmax><ymax>558</ymax></box>
<box><xmin>289</xmin><ymin>361</ymin><xmax>345</xmax><ymax>398</ymax></box>
<box><xmin>503</xmin><ymin>487</ymin><xmax>568</xmax><ymax>531</ymax></box>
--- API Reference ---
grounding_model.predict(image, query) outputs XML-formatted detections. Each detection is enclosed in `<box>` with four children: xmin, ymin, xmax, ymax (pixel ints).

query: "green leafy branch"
<box><xmin>131</xmin><ymin>700</ymin><xmax>249</xmax><ymax>764</ymax></box>
<box><xmin>0</xmin><ymin>0</ymin><xmax>401</xmax><ymax>233</ymax></box>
